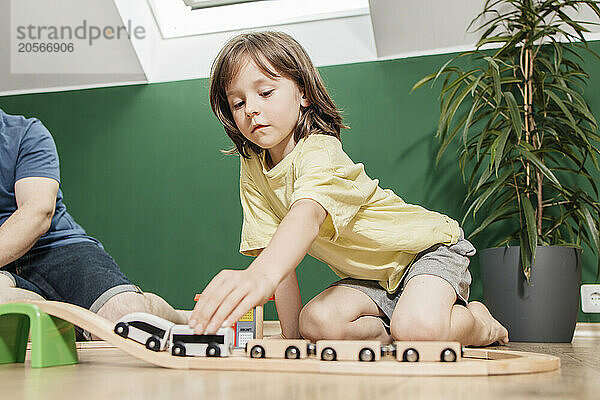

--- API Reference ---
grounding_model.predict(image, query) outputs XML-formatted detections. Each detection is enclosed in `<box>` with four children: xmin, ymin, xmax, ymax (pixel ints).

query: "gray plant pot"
<box><xmin>479</xmin><ymin>245</ymin><xmax>582</xmax><ymax>342</ymax></box>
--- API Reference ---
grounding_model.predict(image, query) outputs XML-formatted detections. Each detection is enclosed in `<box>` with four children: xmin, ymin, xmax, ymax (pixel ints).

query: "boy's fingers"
<box><xmin>226</xmin><ymin>296</ymin><xmax>258</xmax><ymax>329</ymax></box>
<box><xmin>226</xmin><ymin>290</ymin><xmax>263</xmax><ymax>327</ymax></box>
<box><xmin>190</xmin><ymin>276</ymin><xmax>223</xmax><ymax>318</ymax></box>
<box><xmin>190</xmin><ymin>279</ymin><xmax>234</xmax><ymax>332</ymax></box>
<box><xmin>204</xmin><ymin>287</ymin><xmax>247</xmax><ymax>334</ymax></box>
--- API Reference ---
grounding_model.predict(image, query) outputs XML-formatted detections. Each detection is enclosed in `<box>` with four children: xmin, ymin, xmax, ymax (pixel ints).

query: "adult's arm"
<box><xmin>0</xmin><ymin>177</ymin><xmax>58</xmax><ymax>267</ymax></box>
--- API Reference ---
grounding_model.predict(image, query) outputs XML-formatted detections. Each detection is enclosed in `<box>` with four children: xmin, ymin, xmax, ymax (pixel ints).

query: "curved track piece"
<box><xmin>24</xmin><ymin>301</ymin><xmax>185</xmax><ymax>369</ymax></box>
<box><xmin>24</xmin><ymin>301</ymin><xmax>560</xmax><ymax>376</ymax></box>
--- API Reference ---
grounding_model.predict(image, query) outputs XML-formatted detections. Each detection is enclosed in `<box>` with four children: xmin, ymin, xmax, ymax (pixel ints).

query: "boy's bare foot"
<box><xmin>467</xmin><ymin>301</ymin><xmax>509</xmax><ymax>346</ymax></box>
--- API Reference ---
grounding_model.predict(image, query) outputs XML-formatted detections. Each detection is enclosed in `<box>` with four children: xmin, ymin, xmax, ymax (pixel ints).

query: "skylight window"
<box><xmin>148</xmin><ymin>0</ymin><xmax>369</xmax><ymax>39</ymax></box>
<box><xmin>183</xmin><ymin>0</ymin><xmax>264</xmax><ymax>10</ymax></box>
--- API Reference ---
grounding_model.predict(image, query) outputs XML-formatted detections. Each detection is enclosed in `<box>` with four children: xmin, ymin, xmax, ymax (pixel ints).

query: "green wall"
<box><xmin>1</xmin><ymin>45</ymin><xmax>600</xmax><ymax>322</ymax></box>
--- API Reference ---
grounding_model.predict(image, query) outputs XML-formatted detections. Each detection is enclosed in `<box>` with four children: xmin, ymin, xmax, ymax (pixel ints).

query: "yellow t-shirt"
<box><xmin>239</xmin><ymin>134</ymin><xmax>461</xmax><ymax>292</ymax></box>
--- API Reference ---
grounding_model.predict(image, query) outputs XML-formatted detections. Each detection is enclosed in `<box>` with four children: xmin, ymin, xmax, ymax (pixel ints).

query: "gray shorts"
<box><xmin>331</xmin><ymin>228</ymin><xmax>476</xmax><ymax>326</ymax></box>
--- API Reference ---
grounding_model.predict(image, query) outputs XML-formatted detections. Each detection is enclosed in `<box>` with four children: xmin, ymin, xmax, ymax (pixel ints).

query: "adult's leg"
<box><xmin>390</xmin><ymin>274</ymin><xmax>508</xmax><ymax>346</ymax></box>
<box><xmin>0</xmin><ymin>272</ymin><xmax>45</xmax><ymax>302</ymax></box>
<box><xmin>299</xmin><ymin>285</ymin><xmax>390</xmax><ymax>343</ymax></box>
<box><xmin>19</xmin><ymin>242</ymin><xmax>187</xmax><ymax>328</ymax></box>
<box><xmin>96</xmin><ymin>291</ymin><xmax>187</xmax><ymax>325</ymax></box>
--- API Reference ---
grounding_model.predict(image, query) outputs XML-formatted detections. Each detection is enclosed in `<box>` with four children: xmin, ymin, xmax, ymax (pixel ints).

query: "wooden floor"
<box><xmin>2</xmin><ymin>324</ymin><xmax>600</xmax><ymax>400</ymax></box>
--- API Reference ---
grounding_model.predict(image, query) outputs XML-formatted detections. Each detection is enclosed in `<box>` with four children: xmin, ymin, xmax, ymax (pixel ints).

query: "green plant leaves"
<box><xmin>521</xmin><ymin>193</ymin><xmax>538</xmax><ymax>278</ymax></box>
<box><xmin>493</xmin><ymin>127</ymin><xmax>511</xmax><ymax>176</ymax></box>
<box><xmin>484</xmin><ymin>56</ymin><xmax>503</xmax><ymax>105</ymax></box>
<box><xmin>411</xmin><ymin>0</ymin><xmax>600</xmax><ymax>282</ymax></box>
<box><xmin>464</xmin><ymin>169</ymin><xmax>513</xmax><ymax>220</ymax></box>
<box><xmin>503</xmin><ymin>91</ymin><xmax>522</xmax><ymax>137</ymax></box>
<box><xmin>519</xmin><ymin>148</ymin><xmax>562</xmax><ymax>189</ymax></box>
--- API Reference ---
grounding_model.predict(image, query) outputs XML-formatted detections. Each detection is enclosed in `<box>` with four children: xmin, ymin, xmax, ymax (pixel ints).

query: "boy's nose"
<box><xmin>245</xmin><ymin>101</ymin><xmax>260</xmax><ymax>117</ymax></box>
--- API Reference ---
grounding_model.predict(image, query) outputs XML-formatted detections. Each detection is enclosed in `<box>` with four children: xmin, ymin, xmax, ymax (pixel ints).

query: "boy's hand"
<box><xmin>189</xmin><ymin>268</ymin><xmax>276</xmax><ymax>334</ymax></box>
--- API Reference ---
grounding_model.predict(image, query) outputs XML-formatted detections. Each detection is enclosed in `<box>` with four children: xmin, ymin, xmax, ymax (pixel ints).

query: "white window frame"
<box><xmin>147</xmin><ymin>0</ymin><xmax>370</xmax><ymax>39</ymax></box>
<box><xmin>182</xmin><ymin>0</ymin><xmax>262</xmax><ymax>10</ymax></box>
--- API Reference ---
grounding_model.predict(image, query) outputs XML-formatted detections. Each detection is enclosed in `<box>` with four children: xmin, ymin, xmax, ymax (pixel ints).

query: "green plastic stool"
<box><xmin>0</xmin><ymin>303</ymin><xmax>78</xmax><ymax>368</ymax></box>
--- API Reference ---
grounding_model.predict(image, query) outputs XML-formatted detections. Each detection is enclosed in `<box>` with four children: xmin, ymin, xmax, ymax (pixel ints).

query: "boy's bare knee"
<box><xmin>391</xmin><ymin>314</ymin><xmax>449</xmax><ymax>342</ymax></box>
<box><xmin>299</xmin><ymin>302</ymin><xmax>344</xmax><ymax>341</ymax></box>
<box><xmin>298</xmin><ymin>305</ymin><xmax>327</xmax><ymax>341</ymax></box>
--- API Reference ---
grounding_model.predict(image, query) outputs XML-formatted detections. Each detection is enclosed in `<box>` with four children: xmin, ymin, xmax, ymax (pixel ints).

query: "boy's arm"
<box><xmin>255</xmin><ymin>249</ymin><xmax>302</xmax><ymax>339</ymax></box>
<box><xmin>190</xmin><ymin>198</ymin><xmax>326</xmax><ymax>334</ymax></box>
<box><xmin>273</xmin><ymin>270</ymin><xmax>302</xmax><ymax>338</ymax></box>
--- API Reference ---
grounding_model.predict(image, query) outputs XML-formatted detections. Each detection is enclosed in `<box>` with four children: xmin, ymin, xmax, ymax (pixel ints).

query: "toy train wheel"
<box><xmin>321</xmin><ymin>347</ymin><xmax>337</xmax><ymax>361</ymax></box>
<box><xmin>402</xmin><ymin>348</ymin><xmax>419</xmax><ymax>362</ymax></box>
<box><xmin>206</xmin><ymin>343</ymin><xmax>221</xmax><ymax>357</ymax></box>
<box><xmin>250</xmin><ymin>345</ymin><xmax>265</xmax><ymax>358</ymax></box>
<box><xmin>440</xmin><ymin>348</ymin><xmax>457</xmax><ymax>362</ymax></box>
<box><xmin>359</xmin><ymin>348</ymin><xmax>376</xmax><ymax>362</ymax></box>
<box><xmin>145</xmin><ymin>335</ymin><xmax>161</xmax><ymax>352</ymax></box>
<box><xmin>114</xmin><ymin>322</ymin><xmax>129</xmax><ymax>338</ymax></box>
<box><xmin>285</xmin><ymin>345</ymin><xmax>300</xmax><ymax>359</ymax></box>
<box><xmin>172</xmin><ymin>342</ymin><xmax>186</xmax><ymax>357</ymax></box>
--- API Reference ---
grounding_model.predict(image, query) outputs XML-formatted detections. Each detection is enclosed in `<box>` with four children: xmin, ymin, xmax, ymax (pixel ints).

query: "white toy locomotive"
<box><xmin>114</xmin><ymin>312</ymin><xmax>234</xmax><ymax>357</ymax></box>
<box><xmin>114</xmin><ymin>312</ymin><xmax>175</xmax><ymax>351</ymax></box>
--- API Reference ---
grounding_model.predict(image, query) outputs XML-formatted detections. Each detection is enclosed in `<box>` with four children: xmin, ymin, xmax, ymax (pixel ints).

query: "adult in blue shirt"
<box><xmin>0</xmin><ymin>109</ymin><xmax>186</xmax><ymax>336</ymax></box>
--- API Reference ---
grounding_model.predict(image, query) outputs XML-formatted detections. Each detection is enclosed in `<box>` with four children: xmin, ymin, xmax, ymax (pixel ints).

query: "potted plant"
<box><xmin>412</xmin><ymin>0</ymin><xmax>600</xmax><ymax>342</ymax></box>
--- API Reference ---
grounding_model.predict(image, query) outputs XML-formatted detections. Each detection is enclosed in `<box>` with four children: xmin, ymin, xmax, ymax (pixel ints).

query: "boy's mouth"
<box><xmin>252</xmin><ymin>124</ymin><xmax>269</xmax><ymax>133</ymax></box>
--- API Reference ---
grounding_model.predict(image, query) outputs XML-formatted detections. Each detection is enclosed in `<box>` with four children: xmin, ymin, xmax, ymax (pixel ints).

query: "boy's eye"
<box><xmin>232</xmin><ymin>90</ymin><xmax>273</xmax><ymax>110</ymax></box>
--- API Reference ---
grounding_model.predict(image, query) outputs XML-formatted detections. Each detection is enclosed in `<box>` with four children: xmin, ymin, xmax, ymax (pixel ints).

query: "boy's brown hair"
<box><xmin>209</xmin><ymin>31</ymin><xmax>348</xmax><ymax>158</ymax></box>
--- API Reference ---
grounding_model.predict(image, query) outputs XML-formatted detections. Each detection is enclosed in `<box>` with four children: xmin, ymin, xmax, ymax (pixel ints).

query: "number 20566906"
<box><xmin>18</xmin><ymin>42</ymin><xmax>74</xmax><ymax>53</ymax></box>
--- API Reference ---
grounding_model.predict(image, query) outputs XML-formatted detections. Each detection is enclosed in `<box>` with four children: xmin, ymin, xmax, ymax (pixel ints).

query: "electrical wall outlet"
<box><xmin>581</xmin><ymin>284</ymin><xmax>600</xmax><ymax>313</ymax></box>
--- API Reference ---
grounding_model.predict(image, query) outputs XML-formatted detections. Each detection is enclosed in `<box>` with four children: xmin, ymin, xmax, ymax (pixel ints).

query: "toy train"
<box><xmin>245</xmin><ymin>339</ymin><xmax>462</xmax><ymax>362</ymax></box>
<box><xmin>114</xmin><ymin>312</ymin><xmax>462</xmax><ymax>362</ymax></box>
<box><xmin>114</xmin><ymin>312</ymin><xmax>234</xmax><ymax>357</ymax></box>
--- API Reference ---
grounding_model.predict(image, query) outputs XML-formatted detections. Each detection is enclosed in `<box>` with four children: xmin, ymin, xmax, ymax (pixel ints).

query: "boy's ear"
<box><xmin>301</xmin><ymin>93</ymin><xmax>310</xmax><ymax>108</ymax></box>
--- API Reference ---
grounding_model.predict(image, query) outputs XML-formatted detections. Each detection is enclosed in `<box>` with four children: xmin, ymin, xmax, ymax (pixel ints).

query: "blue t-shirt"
<box><xmin>0</xmin><ymin>109</ymin><xmax>99</xmax><ymax>251</ymax></box>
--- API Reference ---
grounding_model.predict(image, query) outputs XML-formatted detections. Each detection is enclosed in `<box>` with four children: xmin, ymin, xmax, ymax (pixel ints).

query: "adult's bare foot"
<box><xmin>467</xmin><ymin>301</ymin><xmax>509</xmax><ymax>346</ymax></box>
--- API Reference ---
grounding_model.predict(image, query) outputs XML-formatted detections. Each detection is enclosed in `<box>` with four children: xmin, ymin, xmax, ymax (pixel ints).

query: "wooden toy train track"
<box><xmin>1</xmin><ymin>301</ymin><xmax>560</xmax><ymax>376</ymax></box>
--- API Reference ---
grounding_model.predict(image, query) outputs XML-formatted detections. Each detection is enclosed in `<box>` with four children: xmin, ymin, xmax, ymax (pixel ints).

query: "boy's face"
<box><xmin>226</xmin><ymin>56</ymin><xmax>310</xmax><ymax>163</ymax></box>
